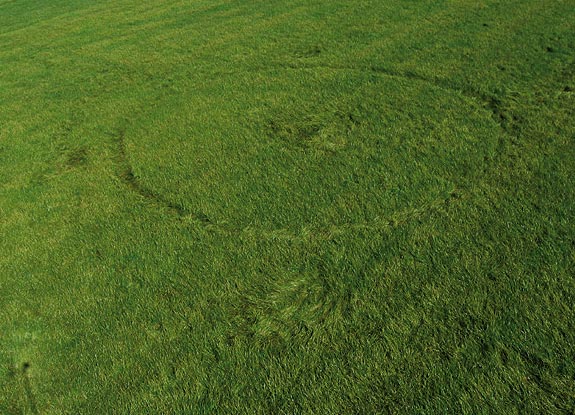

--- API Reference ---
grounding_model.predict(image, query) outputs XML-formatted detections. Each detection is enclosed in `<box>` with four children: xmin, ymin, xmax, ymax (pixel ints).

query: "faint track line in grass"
<box><xmin>215</xmin><ymin>62</ymin><xmax>522</xmax><ymax>138</ymax></box>
<box><xmin>109</xmin><ymin>125</ymin><xmax>212</xmax><ymax>222</ymax></box>
<box><xmin>21</xmin><ymin>362</ymin><xmax>39</xmax><ymax>415</ymax></box>
<box><xmin>375</xmin><ymin>65</ymin><xmax>518</xmax><ymax>136</ymax></box>
<box><xmin>365</xmin><ymin>65</ymin><xmax>523</xmax><ymax>138</ymax></box>
<box><xmin>235</xmin><ymin>191</ymin><xmax>458</xmax><ymax>243</ymax></box>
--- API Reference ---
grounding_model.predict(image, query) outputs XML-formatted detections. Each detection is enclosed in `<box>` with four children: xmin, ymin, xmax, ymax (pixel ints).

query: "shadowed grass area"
<box><xmin>1</xmin><ymin>0</ymin><xmax>574</xmax><ymax>413</ymax></box>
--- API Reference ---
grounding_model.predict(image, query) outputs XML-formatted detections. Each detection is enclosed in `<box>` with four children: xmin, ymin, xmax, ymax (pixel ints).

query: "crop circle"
<box><xmin>123</xmin><ymin>68</ymin><xmax>500</xmax><ymax>231</ymax></box>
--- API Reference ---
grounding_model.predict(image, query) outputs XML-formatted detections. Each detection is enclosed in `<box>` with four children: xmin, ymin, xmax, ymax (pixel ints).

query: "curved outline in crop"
<box><xmin>111</xmin><ymin>126</ymin><xmax>211</xmax><ymax>223</ymax></box>
<box><xmin>112</xmin><ymin>65</ymin><xmax>511</xmax><ymax>236</ymax></box>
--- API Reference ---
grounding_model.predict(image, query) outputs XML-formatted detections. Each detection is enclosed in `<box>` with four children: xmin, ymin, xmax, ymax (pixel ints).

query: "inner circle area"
<box><xmin>124</xmin><ymin>69</ymin><xmax>500</xmax><ymax>230</ymax></box>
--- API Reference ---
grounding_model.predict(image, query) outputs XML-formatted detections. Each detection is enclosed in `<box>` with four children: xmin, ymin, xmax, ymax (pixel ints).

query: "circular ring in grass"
<box><xmin>122</xmin><ymin>68</ymin><xmax>500</xmax><ymax>231</ymax></box>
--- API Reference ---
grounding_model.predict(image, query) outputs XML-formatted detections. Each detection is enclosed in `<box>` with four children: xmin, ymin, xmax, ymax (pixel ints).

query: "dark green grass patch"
<box><xmin>1</xmin><ymin>0</ymin><xmax>574</xmax><ymax>413</ymax></box>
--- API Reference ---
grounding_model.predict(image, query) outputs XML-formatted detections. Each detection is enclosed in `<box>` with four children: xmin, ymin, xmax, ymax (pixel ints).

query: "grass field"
<box><xmin>1</xmin><ymin>0</ymin><xmax>574</xmax><ymax>413</ymax></box>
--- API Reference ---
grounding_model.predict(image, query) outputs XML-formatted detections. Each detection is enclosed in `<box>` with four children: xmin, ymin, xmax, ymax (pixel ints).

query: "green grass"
<box><xmin>1</xmin><ymin>0</ymin><xmax>574</xmax><ymax>413</ymax></box>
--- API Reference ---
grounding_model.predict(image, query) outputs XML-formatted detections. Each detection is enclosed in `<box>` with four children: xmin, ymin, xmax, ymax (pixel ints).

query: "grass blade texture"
<box><xmin>1</xmin><ymin>0</ymin><xmax>574</xmax><ymax>413</ymax></box>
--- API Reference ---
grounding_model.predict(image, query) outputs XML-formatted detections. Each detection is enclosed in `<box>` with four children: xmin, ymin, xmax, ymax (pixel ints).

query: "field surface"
<box><xmin>1</xmin><ymin>0</ymin><xmax>574</xmax><ymax>413</ymax></box>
